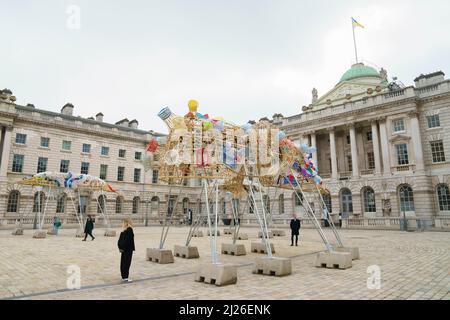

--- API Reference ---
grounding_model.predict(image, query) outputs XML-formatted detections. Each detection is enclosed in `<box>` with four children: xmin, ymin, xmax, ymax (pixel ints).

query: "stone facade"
<box><xmin>275</xmin><ymin>66</ymin><xmax>450</xmax><ymax>221</ymax></box>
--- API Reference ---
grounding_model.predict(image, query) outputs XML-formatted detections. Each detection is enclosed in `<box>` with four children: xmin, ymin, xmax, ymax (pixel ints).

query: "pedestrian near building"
<box><xmin>82</xmin><ymin>215</ymin><xmax>95</xmax><ymax>241</ymax></box>
<box><xmin>290</xmin><ymin>214</ymin><xmax>301</xmax><ymax>246</ymax></box>
<box><xmin>118</xmin><ymin>218</ymin><xmax>135</xmax><ymax>282</ymax></box>
<box><xmin>53</xmin><ymin>216</ymin><xmax>62</xmax><ymax>235</ymax></box>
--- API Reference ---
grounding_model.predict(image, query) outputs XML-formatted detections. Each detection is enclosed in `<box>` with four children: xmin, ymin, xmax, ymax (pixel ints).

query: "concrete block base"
<box><xmin>195</xmin><ymin>263</ymin><xmax>237</xmax><ymax>286</ymax></box>
<box><xmin>258</xmin><ymin>231</ymin><xmax>274</xmax><ymax>239</ymax></box>
<box><xmin>174</xmin><ymin>245</ymin><xmax>200</xmax><ymax>259</ymax></box>
<box><xmin>75</xmin><ymin>230</ymin><xmax>85</xmax><ymax>238</ymax></box>
<box><xmin>253</xmin><ymin>257</ymin><xmax>292</xmax><ymax>276</ymax></box>
<box><xmin>33</xmin><ymin>230</ymin><xmax>47</xmax><ymax>239</ymax></box>
<box><xmin>146</xmin><ymin>248</ymin><xmax>174</xmax><ymax>264</ymax></box>
<box><xmin>335</xmin><ymin>247</ymin><xmax>360</xmax><ymax>260</ymax></box>
<box><xmin>104</xmin><ymin>229</ymin><xmax>116</xmax><ymax>237</ymax></box>
<box><xmin>47</xmin><ymin>229</ymin><xmax>58</xmax><ymax>235</ymax></box>
<box><xmin>12</xmin><ymin>228</ymin><xmax>24</xmax><ymax>236</ymax></box>
<box><xmin>271</xmin><ymin>230</ymin><xmax>286</xmax><ymax>237</ymax></box>
<box><xmin>235</xmin><ymin>233</ymin><xmax>248</xmax><ymax>240</ymax></box>
<box><xmin>192</xmin><ymin>230</ymin><xmax>203</xmax><ymax>237</ymax></box>
<box><xmin>315</xmin><ymin>251</ymin><xmax>352</xmax><ymax>270</ymax></box>
<box><xmin>207</xmin><ymin>230</ymin><xmax>221</xmax><ymax>236</ymax></box>
<box><xmin>223</xmin><ymin>229</ymin><xmax>233</xmax><ymax>235</ymax></box>
<box><xmin>251</xmin><ymin>242</ymin><xmax>275</xmax><ymax>254</ymax></box>
<box><xmin>221</xmin><ymin>243</ymin><xmax>246</xmax><ymax>256</ymax></box>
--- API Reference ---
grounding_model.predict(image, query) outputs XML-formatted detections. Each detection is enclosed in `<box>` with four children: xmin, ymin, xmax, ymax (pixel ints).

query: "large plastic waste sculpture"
<box><xmin>146</xmin><ymin>100</ymin><xmax>345</xmax><ymax>270</ymax></box>
<box><xmin>17</xmin><ymin>172</ymin><xmax>116</xmax><ymax>236</ymax></box>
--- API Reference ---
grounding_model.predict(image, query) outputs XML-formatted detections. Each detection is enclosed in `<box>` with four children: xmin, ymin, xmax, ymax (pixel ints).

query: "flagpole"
<box><xmin>352</xmin><ymin>22</ymin><xmax>358</xmax><ymax>64</ymax></box>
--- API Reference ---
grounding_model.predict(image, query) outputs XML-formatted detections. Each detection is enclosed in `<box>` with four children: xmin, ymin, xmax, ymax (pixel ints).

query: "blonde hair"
<box><xmin>122</xmin><ymin>218</ymin><xmax>133</xmax><ymax>230</ymax></box>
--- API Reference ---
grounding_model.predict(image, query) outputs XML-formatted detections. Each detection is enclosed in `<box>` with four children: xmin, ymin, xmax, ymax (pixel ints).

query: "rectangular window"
<box><xmin>152</xmin><ymin>170</ymin><xmax>159</xmax><ymax>184</ymax></box>
<box><xmin>366</xmin><ymin>131</ymin><xmax>373</xmax><ymax>142</ymax></box>
<box><xmin>37</xmin><ymin>157</ymin><xmax>48</xmax><ymax>173</ymax></box>
<box><xmin>119</xmin><ymin>149</ymin><xmax>126</xmax><ymax>158</ymax></box>
<box><xmin>135</xmin><ymin>151</ymin><xmax>142</xmax><ymax>160</ymax></box>
<box><xmin>347</xmin><ymin>155</ymin><xmax>352</xmax><ymax>172</ymax></box>
<box><xmin>134</xmin><ymin>168</ymin><xmax>141</xmax><ymax>183</ymax></box>
<box><xmin>40</xmin><ymin>137</ymin><xmax>50</xmax><ymax>148</ymax></box>
<box><xmin>431</xmin><ymin>140</ymin><xmax>446</xmax><ymax>163</ymax></box>
<box><xmin>427</xmin><ymin>114</ymin><xmax>441</xmax><ymax>129</ymax></box>
<box><xmin>396</xmin><ymin>144</ymin><xmax>409</xmax><ymax>165</ymax></box>
<box><xmin>101</xmin><ymin>146</ymin><xmax>109</xmax><ymax>156</ymax></box>
<box><xmin>60</xmin><ymin>160</ymin><xmax>70</xmax><ymax>173</ymax></box>
<box><xmin>393</xmin><ymin>119</ymin><xmax>405</xmax><ymax>133</ymax></box>
<box><xmin>117</xmin><ymin>166</ymin><xmax>125</xmax><ymax>181</ymax></box>
<box><xmin>367</xmin><ymin>152</ymin><xmax>375</xmax><ymax>170</ymax></box>
<box><xmin>12</xmin><ymin>154</ymin><xmax>24</xmax><ymax>173</ymax></box>
<box><xmin>15</xmin><ymin>133</ymin><xmax>27</xmax><ymax>144</ymax></box>
<box><xmin>62</xmin><ymin>140</ymin><xmax>72</xmax><ymax>151</ymax></box>
<box><xmin>346</xmin><ymin>135</ymin><xmax>351</xmax><ymax>145</ymax></box>
<box><xmin>82</xmin><ymin>143</ymin><xmax>91</xmax><ymax>153</ymax></box>
<box><xmin>81</xmin><ymin>162</ymin><xmax>90</xmax><ymax>175</ymax></box>
<box><xmin>100</xmin><ymin>164</ymin><xmax>108</xmax><ymax>180</ymax></box>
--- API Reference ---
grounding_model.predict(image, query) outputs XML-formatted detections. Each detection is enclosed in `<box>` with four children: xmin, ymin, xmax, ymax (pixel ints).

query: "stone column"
<box><xmin>349</xmin><ymin>124</ymin><xmax>359</xmax><ymax>178</ymax></box>
<box><xmin>0</xmin><ymin>126</ymin><xmax>12</xmax><ymax>178</ymax></box>
<box><xmin>328</xmin><ymin>127</ymin><xmax>338</xmax><ymax>180</ymax></box>
<box><xmin>310</xmin><ymin>131</ymin><xmax>318</xmax><ymax>166</ymax></box>
<box><xmin>409</xmin><ymin>111</ymin><xmax>425</xmax><ymax>172</ymax></box>
<box><xmin>371</xmin><ymin>120</ymin><xmax>382</xmax><ymax>175</ymax></box>
<box><xmin>378</xmin><ymin>117</ymin><xmax>391</xmax><ymax>175</ymax></box>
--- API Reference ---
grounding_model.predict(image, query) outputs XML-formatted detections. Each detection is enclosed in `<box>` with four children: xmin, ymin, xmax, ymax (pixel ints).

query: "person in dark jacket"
<box><xmin>118</xmin><ymin>218</ymin><xmax>135</xmax><ymax>282</ymax></box>
<box><xmin>290</xmin><ymin>214</ymin><xmax>301</xmax><ymax>246</ymax></box>
<box><xmin>83</xmin><ymin>215</ymin><xmax>95</xmax><ymax>241</ymax></box>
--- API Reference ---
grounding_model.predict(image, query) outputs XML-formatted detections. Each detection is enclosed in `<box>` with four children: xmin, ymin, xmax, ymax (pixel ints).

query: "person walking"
<box><xmin>290</xmin><ymin>214</ymin><xmax>301</xmax><ymax>246</ymax></box>
<box><xmin>118</xmin><ymin>218</ymin><xmax>135</xmax><ymax>282</ymax></box>
<box><xmin>82</xmin><ymin>215</ymin><xmax>95</xmax><ymax>241</ymax></box>
<box><xmin>53</xmin><ymin>216</ymin><xmax>62</xmax><ymax>235</ymax></box>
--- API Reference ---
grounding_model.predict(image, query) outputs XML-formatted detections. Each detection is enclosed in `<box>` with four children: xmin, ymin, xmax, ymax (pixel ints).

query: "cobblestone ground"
<box><xmin>0</xmin><ymin>226</ymin><xmax>448</xmax><ymax>300</ymax></box>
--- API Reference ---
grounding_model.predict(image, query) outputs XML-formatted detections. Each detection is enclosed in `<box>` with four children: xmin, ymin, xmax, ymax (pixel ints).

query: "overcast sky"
<box><xmin>2</xmin><ymin>0</ymin><xmax>449</xmax><ymax>134</ymax></box>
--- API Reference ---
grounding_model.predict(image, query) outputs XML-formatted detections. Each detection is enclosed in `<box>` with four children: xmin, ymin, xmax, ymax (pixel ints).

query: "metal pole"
<box><xmin>203</xmin><ymin>179</ymin><xmax>216</xmax><ymax>264</ymax></box>
<box><xmin>315</xmin><ymin>185</ymin><xmax>344</xmax><ymax>247</ymax></box>
<box><xmin>352</xmin><ymin>22</ymin><xmax>358</xmax><ymax>64</ymax></box>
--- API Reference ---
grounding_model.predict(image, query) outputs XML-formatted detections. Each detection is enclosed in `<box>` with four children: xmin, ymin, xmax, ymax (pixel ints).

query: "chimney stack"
<box><xmin>129</xmin><ymin>119</ymin><xmax>139</xmax><ymax>129</ymax></box>
<box><xmin>61</xmin><ymin>103</ymin><xmax>74</xmax><ymax>116</ymax></box>
<box><xmin>96</xmin><ymin>112</ymin><xmax>104</xmax><ymax>122</ymax></box>
<box><xmin>115</xmin><ymin>118</ymin><xmax>129</xmax><ymax>127</ymax></box>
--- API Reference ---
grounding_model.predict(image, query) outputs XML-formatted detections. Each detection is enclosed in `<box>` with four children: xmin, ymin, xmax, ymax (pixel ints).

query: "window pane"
<box><xmin>427</xmin><ymin>115</ymin><xmax>440</xmax><ymax>129</ymax></box>
<box><xmin>135</xmin><ymin>152</ymin><xmax>142</xmax><ymax>160</ymax></box>
<box><xmin>119</xmin><ymin>149</ymin><xmax>126</xmax><ymax>158</ymax></box>
<box><xmin>117</xmin><ymin>167</ymin><xmax>125</xmax><ymax>181</ymax></box>
<box><xmin>7</xmin><ymin>191</ymin><xmax>20</xmax><ymax>213</ymax></box>
<box><xmin>152</xmin><ymin>170</ymin><xmax>159</xmax><ymax>184</ymax></box>
<box><xmin>393</xmin><ymin>119</ymin><xmax>405</xmax><ymax>132</ymax></box>
<box><xmin>134</xmin><ymin>168</ymin><xmax>141</xmax><ymax>183</ymax></box>
<box><xmin>12</xmin><ymin>154</ymin><xmax>24</xmax><ymax>173</ymax></box>
<box><xmin>62</xmin><ymin>140</ymin><xmax>71</xmax><ymax>150</ymax></box>
<box><xmin>82</xmin><ymin>144</ymin><xmax>91</xmax><ymax>153</ymax></box>
<box><xmin>101</xmin><ymin>146</ymin><xmax>109</xmax><ymax>156</ymax></box>
<box><xmin>100</xmin><ymin>164</ymin><xmax>108</xmax><ymax>180</ymax></box>
<box><xmin>437</xmin><ymin>185</ymin><xmax>450</xmax><ymax>211</ymax></box>
<box><xmin>399</xmin><ymin>186</ymin><xmax>415</xmax><ymax>212</ymax></box>
<box><xmin>431</xmin><ymin>141</ymin><xmax>446</xmax><ymax>163</ymax></box>
<box><xmin>81</xmin><ymin>162</ymin><xmax>89</xmax><ymax>174</ymax></box>
<box><xmin>37</xmin><ymin>157</ymin><xmax>48</xmax><ymax>173</ymax></box>
<box><xmin>40</xmin><ymin>137</ymin><xmax>50</xmax><ymax>148</ymax></box>
<box><xmin>60</xmin><ymin>160</ymin><xmax>70</xmax><ymax>173</ymax></box>
<box><xmin>363</xmin><ymin>188</ymin><xmax>376</xmax><ymax>213</ymax></box>
<box><xmin>396</xmin><ymin>144</ymin><xmax>409</xmax><ymax>165</ymax></box>
<box><xmin>15</xmin><ymin>133</ymin><xmax>27</xmax><ymax>144</ymax></box>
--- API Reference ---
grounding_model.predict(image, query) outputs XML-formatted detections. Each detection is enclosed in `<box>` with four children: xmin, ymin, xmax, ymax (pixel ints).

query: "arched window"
<box><xmin>279</xmin><ymin>194</ymin><xmax>285</xmax><ymax>214</ymax></box>
<box><xmin>322</xmin><ymin>192</ymin><xmax>332</xmax><ymax>213</ymax></box>
<box><xmin>151</xmin><ymin>196</ymin><xmax>159</xmax><ymax>215</ymax></box>
<box><xmin>132</xmin><ymin>196</ymin><xmax>140</xmax><ymax>214</ymax></box>
<box><xmin>115</xmin><ymin>196</ymin><xmax>123</xmax><ymax>214</ymax></box>
<box><xmin>340</xmin><ymin>188</ymin><xmax>353</xmax><ymax>216</ymax></box>
<box><xmin>437</xmin><ymin>184</ymin><xmax>450</xmax><ymax>211</ymax></box>
<box><xmin>363</xmin><ymin>187</ymin><xmax>376</xmax><ymax>213</ymax></box>
<box><xmin>97</xmin><ymin>195</ymin><xmax>106</xmax><ymax>214</ymax></box>
<box><xmin>263</xmin><ymin>195</ymin><xmax>270</xmax><ymax>213</ymax></box>
<box><xmin>56</xmin><ymin>194</ymin><xmax>66</xmax><ymax>213</ymax></box>
<box><xmin>33</xmin><ymin>192</ymin><xmax>45</xmax><ymax>213</ymax></box>
<box><xmin>7</xmin><ymin>190</ymin><xmax>20</xmax><ymax>213</ymax></box>
<box><xmin>399</xmin><ymin>185</ymin><xmax>415</xmax><ymax>212</ymax></box>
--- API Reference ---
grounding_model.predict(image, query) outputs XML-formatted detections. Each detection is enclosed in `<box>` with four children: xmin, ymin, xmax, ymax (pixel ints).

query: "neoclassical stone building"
<box><xmin>276</xmin><ymin>64</ymin><xmax>450</xmax><ymax>221</ymax></box>
<box><xmin>0</xmin><ymin>91</ymin><xmax>204</xmax><ymax>226</ymax></box>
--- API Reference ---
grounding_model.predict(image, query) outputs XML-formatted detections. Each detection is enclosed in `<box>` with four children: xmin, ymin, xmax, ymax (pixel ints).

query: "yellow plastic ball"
<box><xmin>188</xmin><ymin>100</ymin><xmax>198</xmax><ymax>112</ymax></box>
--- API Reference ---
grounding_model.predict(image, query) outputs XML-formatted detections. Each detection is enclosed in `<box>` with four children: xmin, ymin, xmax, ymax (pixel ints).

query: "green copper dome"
<box><xmin>339</xmin><ymin>63</ymin><xmax>381</xmax><ymax>82</ymax></box>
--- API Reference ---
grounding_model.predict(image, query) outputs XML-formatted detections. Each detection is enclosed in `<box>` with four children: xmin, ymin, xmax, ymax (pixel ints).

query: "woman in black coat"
<box><xmin>118</xmin><ymin>218</ymin><xmax>135</xmax><ymax>282</ymax></box>
<box><xmin>83</xmin><ymin>215</ymin><xmax>95</xmax><ymax>241</ymax></box>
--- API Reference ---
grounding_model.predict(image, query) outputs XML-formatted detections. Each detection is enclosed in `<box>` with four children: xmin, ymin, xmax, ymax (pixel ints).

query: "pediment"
<box><xmin>315</xmin><ymin>81</ymin><xmax>379</xmax><ymax>106</ymax></box>
<box><xmin>389</xmin><ymin>134</ymin><xmax>411</xmax><ymax>143</ymax></box>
